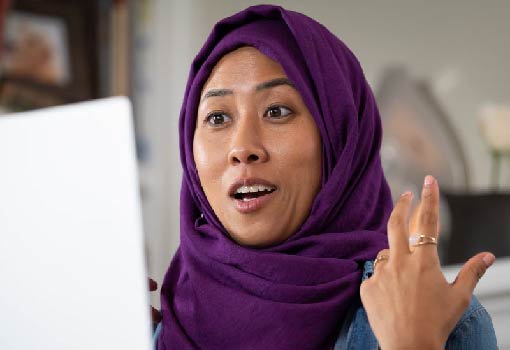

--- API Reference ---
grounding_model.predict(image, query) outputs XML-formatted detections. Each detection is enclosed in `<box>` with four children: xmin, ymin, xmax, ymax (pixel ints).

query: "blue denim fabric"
<box><xmin>153</xmin><ymin>261</ymin><xmax>498</xmax><ymax>350</ymax></box>
<box><xmin>153</xmin><ymin>322</ymin><xmax>162</xmax><ymax>349</ymax></box>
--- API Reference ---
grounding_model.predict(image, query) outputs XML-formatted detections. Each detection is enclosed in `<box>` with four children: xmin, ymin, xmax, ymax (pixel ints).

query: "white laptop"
<box><xmin>0</xmin><ymin>97</ymin><xmax>152</xmax><ymax>350</ymax></box>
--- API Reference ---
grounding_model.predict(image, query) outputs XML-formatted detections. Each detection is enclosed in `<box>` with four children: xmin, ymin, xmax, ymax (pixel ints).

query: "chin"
<box><xmin>226</xmin><ymin>225</ymin><xmax>290</xmax><ymax>248</ymax></box>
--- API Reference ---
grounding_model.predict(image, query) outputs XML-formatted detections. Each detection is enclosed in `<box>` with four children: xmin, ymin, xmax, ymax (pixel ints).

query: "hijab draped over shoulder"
<box><xmin>159</xmin><ymin>5</ymin><xmax>393</xmax><ymax>350</ymax></box>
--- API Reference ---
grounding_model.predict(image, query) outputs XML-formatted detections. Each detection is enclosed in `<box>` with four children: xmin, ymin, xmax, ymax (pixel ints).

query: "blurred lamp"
<box><xmin>478</xmin><ymin>104</ymin><xmax>510</xmax><ymax>188</ymax></box>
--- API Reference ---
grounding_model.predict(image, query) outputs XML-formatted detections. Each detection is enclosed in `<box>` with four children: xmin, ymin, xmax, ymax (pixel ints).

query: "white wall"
<box><xmin>134</xmin><ymin>0</ymin><xmax>194</xmax><ymax>305</ymax></box>
<box><xmin>136</xmin><ymin>0</ymin><xmax>510</xmax><ymax>306</ymax></box>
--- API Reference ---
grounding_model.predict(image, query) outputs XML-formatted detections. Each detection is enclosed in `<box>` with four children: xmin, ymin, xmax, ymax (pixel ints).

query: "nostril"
<box><xmin>248</xmin><ymin>154</ymin><xmax>259</xmax><ymax>162</ymax></box>
<box><xmin>229</xmin><ymin>150</ymin><xmax>265</xmax><ymax>165</ymax></box>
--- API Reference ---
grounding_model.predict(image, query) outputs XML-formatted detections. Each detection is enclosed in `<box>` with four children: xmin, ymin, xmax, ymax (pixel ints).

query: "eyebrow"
<box><xmin>255</xmin><ymin>77</ymin><xmax>294</xmax><ymax>91</ymax></box>
<box><xmin>200</xmin><ymin>77</ymin><xmax>295</xmax><ymax>102</ymax></box>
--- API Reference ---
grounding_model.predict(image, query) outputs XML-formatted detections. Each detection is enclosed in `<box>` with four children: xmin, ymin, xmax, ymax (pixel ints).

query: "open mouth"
<box><xmin>232</xmin><ymin>185</ymin><xmax>277</xmax><ymax>201</ymax></box>
<box><xmin>228</xmin><ymin>180</ymin><xmax>278</xmax><ymax>213</ymax></box>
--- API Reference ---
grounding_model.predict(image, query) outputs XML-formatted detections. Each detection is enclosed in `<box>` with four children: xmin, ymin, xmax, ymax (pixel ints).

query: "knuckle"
<box><xmin>377</xmin><ymin>248</ymin><xmax>390</xmax><ymax>256</ymax></box>
<box><xmin>422</xmin><ymin>189</ymin><xmax>433</xmax><ymax>199</ymax></box>
<box><xmin>466</xmin><ymin>264</ymin><xmax>486</xmax><ymax>282</ymax></box>
<box><xmin>465</xmin><ymin>263</ymin><xmax>477</xmax><ymax>277</ymax></box>
<box><xmin>419</xmin><ymin>209</ymin><xmax>438</xmax><ymax>227</ymax></box>
<box><xmin>467</xmin><ymin>262</ymin><xmax>486</xmax><ymax>281</ymax></box>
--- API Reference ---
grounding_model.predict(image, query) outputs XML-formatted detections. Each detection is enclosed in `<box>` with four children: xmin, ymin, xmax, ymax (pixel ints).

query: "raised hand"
<box><xmin>360</xmin><ymin>175</ymin><xmax>495</xmax><ymax>350</ymax></box>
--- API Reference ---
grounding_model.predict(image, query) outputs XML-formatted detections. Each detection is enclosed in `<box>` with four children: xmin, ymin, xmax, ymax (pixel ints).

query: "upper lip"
<box><xmin>228</xmin><ymin>178</ymin><xmax>277</xmax><ymax>197</ymax></box>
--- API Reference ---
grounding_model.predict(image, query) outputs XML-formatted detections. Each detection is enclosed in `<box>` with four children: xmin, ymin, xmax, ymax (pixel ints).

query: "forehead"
<box><xmin>202</xmin><ymin>46</ymin><xmax>287</xmax><ymax>90</ymax></box>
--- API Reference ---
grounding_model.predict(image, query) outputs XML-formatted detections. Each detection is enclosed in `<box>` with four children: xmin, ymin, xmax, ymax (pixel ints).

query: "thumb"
<box><xmin>453</xmin><ymin>252</ymin><xmax>495</xmax><ymax>295</ymax></box>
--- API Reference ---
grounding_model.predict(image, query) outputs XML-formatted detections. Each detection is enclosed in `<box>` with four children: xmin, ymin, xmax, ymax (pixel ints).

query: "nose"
<box><xmin>229</xmin><ymin>148</ymin><xmax>267</xmax><ymax>164</ymax></box>
<box><xmin>227</xmin><ymin>118</ymin><xmax>269</xmax><ymax>165</ymax></box>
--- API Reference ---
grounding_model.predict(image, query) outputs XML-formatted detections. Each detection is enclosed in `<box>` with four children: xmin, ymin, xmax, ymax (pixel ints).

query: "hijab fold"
<box><xmin>160</xmin><ymin>5</ymin><xmax>393</xmax><ymax>350</ymax></box>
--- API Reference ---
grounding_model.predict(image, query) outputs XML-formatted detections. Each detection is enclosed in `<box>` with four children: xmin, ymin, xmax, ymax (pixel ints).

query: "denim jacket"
<box><xmin>153</xmin><ymin>261</ymin><xmax>498</xmax><ymax>349</ymax></box>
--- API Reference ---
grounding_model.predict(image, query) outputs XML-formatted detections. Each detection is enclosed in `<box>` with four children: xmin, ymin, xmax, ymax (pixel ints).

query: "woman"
<box><xmin>153</xmin><ymin>5</ymin><xmax>497</xmax><ymax>349</ymax></box>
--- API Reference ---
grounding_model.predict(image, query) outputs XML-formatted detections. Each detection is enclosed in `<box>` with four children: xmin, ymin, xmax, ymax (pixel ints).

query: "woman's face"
<box><xmin>193</xmin><ymin>47</ymin><xmax>322</xmax><ymax>247</ymax></box>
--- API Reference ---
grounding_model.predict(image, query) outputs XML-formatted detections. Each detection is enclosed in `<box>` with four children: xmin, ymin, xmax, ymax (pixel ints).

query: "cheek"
<box><xmin>193</xmin><ymin>132</ymin><xmax>225</xmax><ymax>192</ymax></box>
<box><xmin>271</xmin><ymin>122</ymin><xmax>322</xmax><ymax>188</ymax></box>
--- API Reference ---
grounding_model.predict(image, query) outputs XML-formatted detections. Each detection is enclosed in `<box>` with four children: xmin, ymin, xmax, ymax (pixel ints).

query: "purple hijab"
<box><xmin>159</xmin><ymin>5</ymin><xmax>392</xmax><ymax>350</ymax></box>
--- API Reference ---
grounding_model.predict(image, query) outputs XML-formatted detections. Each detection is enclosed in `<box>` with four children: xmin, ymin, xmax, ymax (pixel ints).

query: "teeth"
<box><xmin>235</xmin><ymin>184</ymin><xmax>275</xmax><ymax>194</ymax></box>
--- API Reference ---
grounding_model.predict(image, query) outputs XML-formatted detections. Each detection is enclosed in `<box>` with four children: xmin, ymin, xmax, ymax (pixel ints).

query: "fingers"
<box><xmin>373</xmin><ymin>249</ymin><xmax>390</xmax><ymax>274</ymax></box>
<box><xmin>410</xmin><ymin>201</ymin><xmax>441</xmax><ymax>238</ymax></box>
<box><xmin>387</xmin><ymin>191</ymin><xmax>413</xmax><ymax>258</ymax></box>
<box><xmin>377</xmin><ymin>248</ymin><xmax>390</xmax><ymax>257</ymax></box>
<box><xmin>149</xmin><ymin>278</ymin><xmax>162</xmax><ymax>325</ymax></box>
<box><xmin>417</xmin><ymin>175</ymin><xmax>439</xmax><ymax>238</ymax></box>
<box><xmin>409</xmin><ymin>201</ymin><xmax>421</xmax><ymax>236</ymax></box>
<box><xmin>412</xmin><ymin>176</ymin><xmax>440</xmax><ymax>258</ymax></box>
<box><xmin>149</xmin><ymin>278</ymin><xmax>158</xmax><ymax>292</ymax></box>
<box><xmin>151</xmin><ymin>306</ymin><xmax>162</xmax><ymax>324</ymax></box>
<box><xmin>452</xmin><ymin>252</ymin><xmax>495</xmax><ymax>298</ymax></box>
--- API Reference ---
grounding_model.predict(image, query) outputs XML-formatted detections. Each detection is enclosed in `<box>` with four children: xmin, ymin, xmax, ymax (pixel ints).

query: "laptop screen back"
<box><xmin>0</xmin><ymin>97</ymin><xmax>152</xmax><ymax>350</ymax></box>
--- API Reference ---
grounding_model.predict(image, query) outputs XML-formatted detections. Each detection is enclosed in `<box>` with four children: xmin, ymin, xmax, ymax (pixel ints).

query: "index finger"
<box><xmin>413</xmin><ymin>175</ymin><xmax>440</xmax><ymax>258</ymax></box>
<box><xmin>387</xmin><ymin>191</ymin><xmax>413</xmax><ymax>259</ymax></box>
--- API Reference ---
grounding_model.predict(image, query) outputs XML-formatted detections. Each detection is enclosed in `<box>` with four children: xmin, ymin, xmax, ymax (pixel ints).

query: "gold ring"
<box><xmin>409</xmin><ymin>234</ymin><xmax>437</xmax><ymax>247</ymax></box>
<box><xmin>373</xmin><ymin>254</ymin><xmax>389</xmax><ymax>271</ymax></box>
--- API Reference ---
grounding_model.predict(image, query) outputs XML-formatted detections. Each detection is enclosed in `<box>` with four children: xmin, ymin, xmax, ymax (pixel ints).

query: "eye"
<box><xmin>205</xmin><ymin>112</ymin><xmax>232</xmax><ymax>127</ymax></box>
<box><xmin>265</xmin><ymin>105</ymin><xmax>293</xmax><ymax>119</ymax></box>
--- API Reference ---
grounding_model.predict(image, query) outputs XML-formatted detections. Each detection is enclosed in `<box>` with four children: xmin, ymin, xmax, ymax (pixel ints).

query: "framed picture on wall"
<box><xmin>0</xmin><ymin>0</ymin><xmax>101</xmax><ymax>111</ymax></box>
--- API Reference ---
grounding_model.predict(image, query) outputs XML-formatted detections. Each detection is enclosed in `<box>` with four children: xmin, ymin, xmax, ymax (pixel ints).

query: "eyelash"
<box><xmin>204</xmin><ymin>105</ymin><xmax>294</xmax><ymax>127</ymax></box>
<box><xmin>265</xmin><ymin>105</ymin><xmax>293</xmax><ymax>119</ymax></box>
<box><xmin>204</xmin><ymin>111</ymin><xmax>232</xmax><ymax>127</ymax></box>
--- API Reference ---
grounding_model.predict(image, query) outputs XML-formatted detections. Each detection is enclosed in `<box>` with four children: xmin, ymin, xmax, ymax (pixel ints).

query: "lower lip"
<box><xmin>232</xmin><ymin>191</ymin><xmax>276</xmax><ymax>214</ymax></box>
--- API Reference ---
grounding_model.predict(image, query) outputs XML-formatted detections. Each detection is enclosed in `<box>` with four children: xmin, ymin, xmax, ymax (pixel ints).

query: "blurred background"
<box><xmin>1</xmin><ymin>0</ymin><xmax>509</xmax><ymax>346</ymax></box>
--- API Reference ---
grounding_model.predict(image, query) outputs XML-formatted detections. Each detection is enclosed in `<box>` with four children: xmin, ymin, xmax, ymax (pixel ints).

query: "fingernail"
<box><xmin>424</xmin><ymin>175</ymin><xmax>435</xmax><ymax>187</ymax></box>
<box><xmin>401</xmin><ymin>191</ymin><xmax>413</xmax><ymax>198</ymax></box>
<box><xmin>422</xmin><ymin>175</ymin><xmax>435</xmax><ymax>197</ymax></box>
<box><xmin>482</xmin><ymin>253</ymin><xmax>496</xmax><ymax>267</ymax></box>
